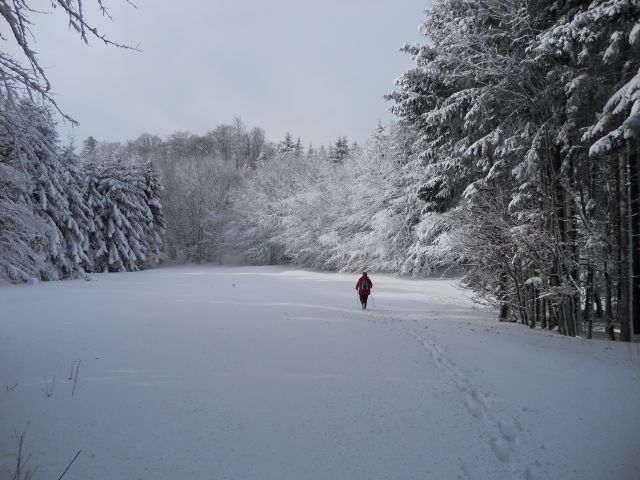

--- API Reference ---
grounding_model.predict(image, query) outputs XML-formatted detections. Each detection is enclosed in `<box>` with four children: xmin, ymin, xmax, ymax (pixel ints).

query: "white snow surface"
<box><xmin>1</xmin><ymin>265</ymin><xmax>639</xmax><ymax>480</ymax></box>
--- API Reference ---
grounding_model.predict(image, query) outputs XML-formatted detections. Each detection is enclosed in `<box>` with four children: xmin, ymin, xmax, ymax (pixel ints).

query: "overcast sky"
<box><xmin>25</xmin><ymin>0</ymin><xmax>429</xmax><ymax>146</ymax></box>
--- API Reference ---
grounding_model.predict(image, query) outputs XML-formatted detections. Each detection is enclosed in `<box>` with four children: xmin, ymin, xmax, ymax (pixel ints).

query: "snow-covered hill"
<box><xmin>1</xmin><ymin>266</ymin><xmax>639</xmax><ymax>480</ymax></box>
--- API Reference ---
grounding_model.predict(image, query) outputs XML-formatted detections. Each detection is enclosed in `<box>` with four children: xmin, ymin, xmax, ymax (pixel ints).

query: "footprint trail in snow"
<box><xmin>395</xmin><ymin>322</ymin><xmax>548</xmax><ymax>480</ymax></box>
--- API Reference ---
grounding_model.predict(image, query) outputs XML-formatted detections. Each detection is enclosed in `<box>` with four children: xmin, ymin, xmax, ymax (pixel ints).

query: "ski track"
<box><xmin>371</xmin><ymin>312</ymin><xmax>546</xmax><ymax>480</ymax></box>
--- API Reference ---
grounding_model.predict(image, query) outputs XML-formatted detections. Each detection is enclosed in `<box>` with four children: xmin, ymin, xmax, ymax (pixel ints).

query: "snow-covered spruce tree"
<box><xmin>0</xmin><ymin>102</ymin><xmax>50</xmax><ymax>282</ymax></box>
<box><xmin>141</xmin><ymin>161</ymin><xmax>166</xmax><ymax>265</ymax></box>
<box><xmin>0</xmin><ymin>100</ymin><xmax>95</xmax><ymax>281</ymax></box>
<box><xmin>87</xmin><ymin>154</ymin><xmax>165</xmax><ymax>273</ymax></box>
<box><xmin>331</xmin><ymin>136</ymin><xmax>350</xmax><ymax>163</ymax></box>
<box><xmin>82</xmin><ymin>154</ymin><xmax>108</xmax><ymax>271</ymax></box>
<box><xmin>58</xmin><ymin>144</ymin><xmax>95</xmax><ymax>273</ymax></box>
<box><xmin>0</xmin><ymin>1</ymin><xmax>139</xmax><ymax>283</ymax></box>
<box><xmin>278</xmin><ymin>132</ymin><xmax>297</xmax><ymax>157</ymax></box>
<box><xmin>0</xmin><ymin>168</ymin><xmax>49</xmax><ymax>282</ymax></box>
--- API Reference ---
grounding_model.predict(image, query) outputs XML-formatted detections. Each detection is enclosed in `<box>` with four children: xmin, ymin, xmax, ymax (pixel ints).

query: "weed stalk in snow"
<box><xmin>72</xmin><ymin>360</ymin><xmax>81</xmax><ymax>396</ymax></box>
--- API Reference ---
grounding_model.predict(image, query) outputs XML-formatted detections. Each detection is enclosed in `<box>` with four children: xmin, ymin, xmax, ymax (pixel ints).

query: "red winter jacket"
<box><xmin>356</xmin><ymin>275</ymin><xmax>372</xmax><ymax>295</ymax></box>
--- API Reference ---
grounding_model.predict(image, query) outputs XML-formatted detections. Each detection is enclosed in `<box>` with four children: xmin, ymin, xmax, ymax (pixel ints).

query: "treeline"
<box><xmin>86</xmin><ymin>119</ymin><xmax>365</xmax><ymax>264</ymax></box>
<box><xmin>1</xmin><ymin>101</ymin><xmax>373</xmax><ymax>282</ymax></box>
<box><xmin>84</xmin><ymin>119</ymin><xmax>266</xmax><ymax>262</ymax></box>
<box><xmin>224</xmin><ymin>123</ymin><xmax>424</xmax><ymax>272</ymax></box>
<box><xmin>0</xmin><ymin>100</ymin><xmax>165</xmax><ymax>283</ymax></box>
<box><xmin>386</xmin><ymin>0</ymin><xmax>639</xmax><ymax>339</ymax></box>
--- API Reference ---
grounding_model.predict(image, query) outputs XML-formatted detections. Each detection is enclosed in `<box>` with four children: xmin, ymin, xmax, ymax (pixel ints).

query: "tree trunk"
<box><xmin>604</xmin><ymin>265</ymin><xmax>616</xmax><ymax>341</ymax></box>
<box><xmin>605</xmin><ymin>174</ymin><xmax>616</xmax><ymax>341</ymax></box>
<box><xmin>498</xmin><ymin>272</ymin><xmax>509</xmax><ymax>321</ymax></box>
<box><xmin>531</xmin><ymin>285</ymin><xmax>538</xmax><ymax>329</ymax></box>
<box><xmin>618</xmin><ymin>152</ymin><xmax>630</xmax><ymax>342</ymax></box>
<box><xmin>553</xmin><ymin>144</ymin><xmax>573</xmax><ymax>336</ymax></box>
<box><xmin>567</xmin><ymin>194</ymin><xmax>578</xmax><ymax>338</ymax></box>
<box><xmin>628</xmin><ymin>139</ymin><xmax>639</xmax><ymax>336</ymax></box>
<box><xmin>584</xmin><ymin>264</ymin><xmax>594</xmax><ymax>339</ymax></box>
<box><xmin>499</xmin><ymin>303</ymin><xmax>508</xmax><ymax>321</ymax></box>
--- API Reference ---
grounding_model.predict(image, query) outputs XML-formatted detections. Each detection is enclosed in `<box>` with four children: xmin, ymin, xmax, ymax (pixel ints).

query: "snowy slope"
<box><xmin>1</xmin><ymin>266</ymin><xmax>639</xmax><ymax>480</ymax></box>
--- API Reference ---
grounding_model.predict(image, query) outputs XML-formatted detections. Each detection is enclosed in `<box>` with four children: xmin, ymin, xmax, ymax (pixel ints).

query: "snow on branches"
<box><xmin>387</xmin><ymin>0</ymin><xmax>640</xmax><ymax>337</ymax></box>
<box><xmin>0</xmin><ymin>99</ymin><xmax>165</xmax><ymax>283</ymax></box>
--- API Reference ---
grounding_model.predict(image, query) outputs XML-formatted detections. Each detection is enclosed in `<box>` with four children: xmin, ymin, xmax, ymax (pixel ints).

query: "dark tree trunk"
<box><xmin>629</xmin><ymin>139</ymin><xmax>639</xmax><ymax>335</ymax></box>
<box><xmin>566</xmin><ymin>181</ymin><xmax>578</xmax><ymax>338</ymax></box>
<box><xmin>530</xmin><ymin>272</ymin><xmax>537</xmax><ymax>329</ymax></box>
<box><xmin>605</xmin><ymin>174</ymin><xmax>616</xmax><ymax>341</ymax></box>
<box><xmin>499</xmin><ymin>302</ymin><xmax>508</xmax><ymax>321</ymax></box>
<box><xmin>604</xmin><ymin>266</ymin><xmax>616</xmax><ymax>341</ymax></box>
<box><xmin>618</xmin><ymin>152</ymin><xmax>630</xmax><ymax>342</ymax></box>
<box><xmin>584</xmin><ymin>264</ymin><xmax>594</xmax><ymax>339</ymax></box>
<box><xmin>498</xmin><ymin>272</ymin><xmax>509</xmax><ymax>321</ymax></box>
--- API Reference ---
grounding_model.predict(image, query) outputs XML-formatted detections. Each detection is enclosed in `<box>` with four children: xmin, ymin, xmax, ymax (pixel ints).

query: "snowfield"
<box><xmin>1</xmin><ymin>265</ymin><xmax>639</xmax><ymax>480</ymax></box>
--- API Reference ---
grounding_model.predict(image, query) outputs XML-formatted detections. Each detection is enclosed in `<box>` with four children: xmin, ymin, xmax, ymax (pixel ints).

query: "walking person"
<box><xmin>356</xmin><ymin>272</ymin><xmax>373</xmax><ymax>310</ymax></box>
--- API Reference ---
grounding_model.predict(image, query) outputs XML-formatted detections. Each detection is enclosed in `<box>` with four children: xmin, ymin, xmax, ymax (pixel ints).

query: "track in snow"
<box><xmin>396</xmin><ymin>324</ymin><xmax>544</xmax><ymax>480</ymax></box>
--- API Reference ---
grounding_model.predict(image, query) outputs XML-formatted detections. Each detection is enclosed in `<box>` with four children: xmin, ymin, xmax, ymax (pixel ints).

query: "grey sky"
<box><xmin>29</xmin><ymin>0</ymin><xmax>429</xmax><ymax>146</ymax></box>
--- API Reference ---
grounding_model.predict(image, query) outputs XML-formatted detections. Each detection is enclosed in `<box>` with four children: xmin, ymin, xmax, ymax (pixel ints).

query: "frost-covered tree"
<box><xmin>141</xmin><ymin>160</ymin><xmax>166</xmax><ymax>265</ymax></box>
<box><xmin>331</xmin><ymin>136</ymin><xmax>350</xmax><ymax>163</ymax></box>
<box><xmin>224</xmin><ymin>122</ymin><xmax>427</xmax><ymax>273</ymax></box>
<box><xmin>81</xmin><ymin>136</ymin><xmax>99</xmax><ymax>162</ymax></box>
<box><xmin>0</xmin><ymin>101</ymin><xmax>95</xmax><ymax>280</ymax></box>
<box><xmin>0</xmin><ymin>102</ymin><xmax>49</xmax><ymax>282</ymax></box>
<box><xmin>321</xmin><ymin>125</ymin><xmax>422</xmax><ymax>273</ymax></box>
<box><xmin>278</xmin><ymin>132</ymin><xmax>296</xmax><ymax>157</ymax></box>
<box><xmin>89</xmin><ymin>156</ymin><xmax>165</xmax><ymax>272</ymax></box>
<box><xmin>225</xmin><ymin>151</ymin><xmax>302</xmax><ymax>264</ymax></box>
<box><xmin>58</xmin><ymin>144</ymin><xmax>94</xmax><ymax>273</ymax></box>
<box><xmin>529</xmin><ymin>0</ymin><xmax>640</xmax><ymax>339</ymax></box>
<box><xmin>82</xmin><ymin>155</ymin><xmax>108</xmax><ymax>270</ymax></box>
<box><xmin>294</xmin><ymin>137</ymin><xmax>304</xmax><ymax>159</ymax></box>
<box><xmin>0</xmin><ymin>2</ymin><xmax>140</xmax><ymax>282</ymax></box>
<box><xmin>248</xmin><ymin>127</ymin><xmax>267</xmax><ymax>168</ymax></box>
<box><xmin>306</xmin><ymin>142</ymin><xmax>315</xmax><ymax>160</ymax></box>
<box><xmin>0</xmin><ymin>99</ymin><xmax>103</xmax><ymax>282</ymax></box>
<box><xmin>388</xmin><ymin>0</ymin><xmax>640</xmax><ymax>339</ymax></box>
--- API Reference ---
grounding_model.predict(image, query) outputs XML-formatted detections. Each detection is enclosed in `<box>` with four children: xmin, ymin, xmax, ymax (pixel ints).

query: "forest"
<box><xmin>1</xmin><ymin>0</ymin><xmax>638</xmax><ymax>341</ymax></box>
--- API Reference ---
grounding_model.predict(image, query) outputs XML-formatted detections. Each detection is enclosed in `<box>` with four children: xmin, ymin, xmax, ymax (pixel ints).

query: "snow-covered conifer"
<box><xmin>331</xmin><ymin>137</ymin><xmax>350</xmax><ymax>163</ymax></box>
<box><xmin>0</xmin><ymin>102</ymin><xmax>49</xmax><ymax>282</ymax></box>
<box><xmin>93</xmin><ymin>157</ymin><xmax>159</xmax><ymax>272</ymax></box>
<box><xmin>141</xmin><ymin>160</ymin><xmax>166</xmax><ymax>265</ymax></box>
<box><xmin>278</xmin><ymin>132</ymin><xmax>296</xmax><ymax>156</ymax></box>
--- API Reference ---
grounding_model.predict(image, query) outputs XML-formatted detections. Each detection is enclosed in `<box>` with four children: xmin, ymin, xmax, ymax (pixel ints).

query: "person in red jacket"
<box><xmin>355</xmin><ymin>272</ymin><xmax>373</xmax><ymax>310</ymax></box>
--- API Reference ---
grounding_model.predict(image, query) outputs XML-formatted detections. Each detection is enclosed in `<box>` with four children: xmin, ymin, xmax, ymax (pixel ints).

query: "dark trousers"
<box><xmin>359</xmin><ymin>293</ymin><xmax>369</xmax><ymax>304</ymax></box>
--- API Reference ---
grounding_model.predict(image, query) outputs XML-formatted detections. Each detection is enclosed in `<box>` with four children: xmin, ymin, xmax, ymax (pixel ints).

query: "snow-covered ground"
<box><xmin>1</xmin><ymin>265</ymin><xmax>639</xmax><ymax>480</ymax></box>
